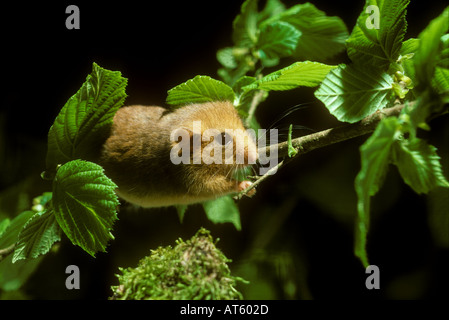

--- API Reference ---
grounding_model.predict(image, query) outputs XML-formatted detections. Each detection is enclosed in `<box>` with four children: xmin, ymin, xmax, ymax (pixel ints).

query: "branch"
<box><xmin>262</xmin><ymin>103</ymin><xmax>406</xmax><ymax>158</ymax></box>
<box><xmin>237</xmin><ymin>103</ymin><xmax>408</xmax><ymax>198</ymax></box>
<box><xmin>245</xmin><ymin>90</ymin><xmax>266</xmax><ymax>128</ymax></box>
<box><xmin>0</xmin><ymin>243</ymin><xmax>16</xmax><ymax>262</ymax></box>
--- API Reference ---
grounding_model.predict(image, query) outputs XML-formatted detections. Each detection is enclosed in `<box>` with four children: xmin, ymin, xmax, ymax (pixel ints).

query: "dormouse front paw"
<box><xmin>238</xmin><ymin>180</ymin><xmax>256</xmax><ymax>197</ymax></box>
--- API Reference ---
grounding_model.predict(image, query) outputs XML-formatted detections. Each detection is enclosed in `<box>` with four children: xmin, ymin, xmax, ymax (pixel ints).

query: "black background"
<box><xmin>1</xmin><ymin>0</ymin><xmax>449</xmax><ymax>301</ymax></box>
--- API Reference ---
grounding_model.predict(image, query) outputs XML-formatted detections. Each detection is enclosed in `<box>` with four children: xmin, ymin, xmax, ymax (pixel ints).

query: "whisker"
<box><xmin>266</xmin><ymin>103</ymin><xmax>312</xmax><ymax>131</ymax></box>
<box><xmin>248</xmin><ymin>165</ymin><xmax>258</xmax><ymax>179</ymax></box>
<box><xmin>254</xmin><ymin>103</ymin><xmax>315</xmax><ymax>146</ymax></box>
<box><xmin>224</xmin><ymin>164</ymin><xmax>235</xmax><ymax>180</ymax></box>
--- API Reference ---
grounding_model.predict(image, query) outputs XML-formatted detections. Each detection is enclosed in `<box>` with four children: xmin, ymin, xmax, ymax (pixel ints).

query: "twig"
<box><xmin>0</xmin><ymin>243</ymin><xmax>16</xmax><ymax>262</ymax></box>
<box><xmin>235</xmin><ymin>159</ymin><xmax>285</xmax><ymax>200</ymax></box>
<box><xmin>245</xmin><ymin>90</ymin><xmax>266</xmax><ymax>128</ymax></box>
<box><xmin>237</xmin><ymin>103</ymin><xmax>407</xmax><ymax>198</ymax></box>
<box><xmin>261</xmin><ymin>103</ymin><xmax>406</xmax><ymax>158</ymax></box>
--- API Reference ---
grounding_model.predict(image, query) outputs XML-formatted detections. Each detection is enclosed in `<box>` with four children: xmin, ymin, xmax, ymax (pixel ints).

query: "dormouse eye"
<box><xmin>216</xmin><ymin>132</ymin><xmax>233</xmax><ymax>146</ymax></box>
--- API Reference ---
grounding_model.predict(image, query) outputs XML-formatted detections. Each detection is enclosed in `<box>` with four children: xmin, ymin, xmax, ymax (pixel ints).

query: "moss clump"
<box><xmin>111</xmin><ymin>228</ymin><xmax>246</xmax><ymax>300</ymax></box>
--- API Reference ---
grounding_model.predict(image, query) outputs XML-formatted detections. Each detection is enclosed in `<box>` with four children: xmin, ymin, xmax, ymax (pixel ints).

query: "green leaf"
<box><xmin>232</xmin><ymin>0</ymin><xmax>259</xmax><ymax>48</ymax></box>
<box><xmin>175</xmin><ymin>205</ymin><xmax>188</xmax><ymax>224</ymax></box>
<box><xmin>217</xmin><ymin>47</ymin><xmax>238</xmax><ymax>69</ymax></box>
<box><xmin>0</xmin><ymin>211</ymin><xmax>35</xmax><ymax>249</ymax></box>
<box><xmin>346</xmin><ymin>0</ymin><xmax>410</xmax><ymax>69</ymax></box>
<box><xmin>314</xmin><ymin>64</ymin><xmax>394</xmax><ymax>123</ymax></box>
<box><xmin>218</xmin><ymin>64</ymin><xmax>253</xmax><ymax>88</ymax></box>
<box><xmin>439</xmin><ymin>34</ymin><xmax>449</xmax><ymax>69</ymax></box>
<box><xmin>52</xmin><ymin>160</ymin><xmax>119</xmax><ymax>257</ymax></box>
<box><xmin>244</xmin><ymin>61</ymin><xmax>336</xmax><ymax>92</ymax></box>
<box><xmin>13</xmin><ymin>209</ymin><xmax>61</xmax><ymax>263</ymax></box>
<box><xmin>400</xmin><ymin>38</ymin><xmax>420</xmax><ymax>82</ymax></box>
<box><xmin>270</xmin><ymin>3</ymin><xmax>348</xmax><ymax>61</ymax></box>
<box><xmin>257</xmin><ymin>21</ymin><xmax>301</xmax><ymax>60</ymax></box>
<box><xmin>233</xmin><ymin>76</ymin><xmax>257</xmax><ymax>96</ymax></box>
<box><xmin>166</xmin><ymin>75</ymin><xmax>236</xmax><ymax>106</ymax></box>
<box><xmin>0</xmin><ymin>219</ymin><xmax>10</xmax><ymax>238</ymax></box>
<box><xmin>46</xmin><ymin>63</ymin><xmax>128</xmax><ymax>175</ymax></box>
<box><xmin>404</xmin><ymin>22</ymin><xmax>449</xmax><ymax>126</ymax></box>
<box><xmin>233</xmin><ymin>76</ymin><xmax>257</xmax><ymax>107</ymax></box>
<box><xmin>414</xmin><ymin>7</ymin><xmax>449</xmax><ymax>91</ymax></box>
<box><xmin>392</xmin><ymin>138</ymin><xmax>449</xmax><ymax>194</ymax></box>
<box><xmin>433</xmin><ymin>66</ymin><xmax>449</xmax><ymax>95</ymax></box>
<box><xmin>0</xmin><ymin>211</ymin><xmax>43</xmax><ymax>291</ymax></box>
<box><xmin>202</xmin><ymin>196</ymin><xmax>241</xmax><ymax>231</ymax></box>
<box><xmin>257</xmin><ymin>0</ymin><xmax>286</xmax><ymax>23</ymax></box>
<box><xmin>354</xmin><ymin>117</ymin><xmax>400</xmax><ymax>267</ymax></box>
<box><xmin>0</xmin><ymin>253</ymin><xmax>42</xmax><ymax>292</ymax></box>
<box><xmin>433</xmin><ymin>65</ymin><xmax>449</xmax><ymax>103</ymax></box>
<box><xmin>405</xmin><ymin>95</ymin><xmax>435</xmax><ymax>133</ymax></box>
<box><xmin>400</xmin><ymin>38</ymin><xmax>420</xmax><ymax>56</ymax></box>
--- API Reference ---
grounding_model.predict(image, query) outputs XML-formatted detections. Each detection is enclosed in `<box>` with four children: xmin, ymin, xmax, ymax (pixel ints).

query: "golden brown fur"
<box><xmin>99</xmin><ymin>101</ymin><xmax>257</xmax><ymax>207</ymax></box>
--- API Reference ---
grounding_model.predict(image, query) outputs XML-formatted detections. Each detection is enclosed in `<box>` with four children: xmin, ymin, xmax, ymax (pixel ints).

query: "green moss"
<box><xmin>111</xmin><ymin>228</ymin><xmax>246</xmax><ymax>300</ymax></box>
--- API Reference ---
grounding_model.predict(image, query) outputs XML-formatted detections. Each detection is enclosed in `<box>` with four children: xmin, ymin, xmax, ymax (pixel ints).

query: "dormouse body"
<box><xmin>99</xmin><ymin>101</ymin><xmax>257</xmax><ymax>207</ymax></box>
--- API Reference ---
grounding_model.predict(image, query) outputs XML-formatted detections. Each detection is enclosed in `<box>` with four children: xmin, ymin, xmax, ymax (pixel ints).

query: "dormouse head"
<box><xmin>169</xmin><ymin>101</ymin><xmax>258</xmax><ymax>169</ymax></box>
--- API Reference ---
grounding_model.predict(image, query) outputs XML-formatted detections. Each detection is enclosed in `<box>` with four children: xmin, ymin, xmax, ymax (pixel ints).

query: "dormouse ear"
<box><xmin>215</xmin><ymin>132</ymin><xmax>233</xmax><ymax>146</ymax></box>
<box><xmin>170</xmin><ymin>127</ymin><xmax>187</xmax><ymax>143</ymax></box>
